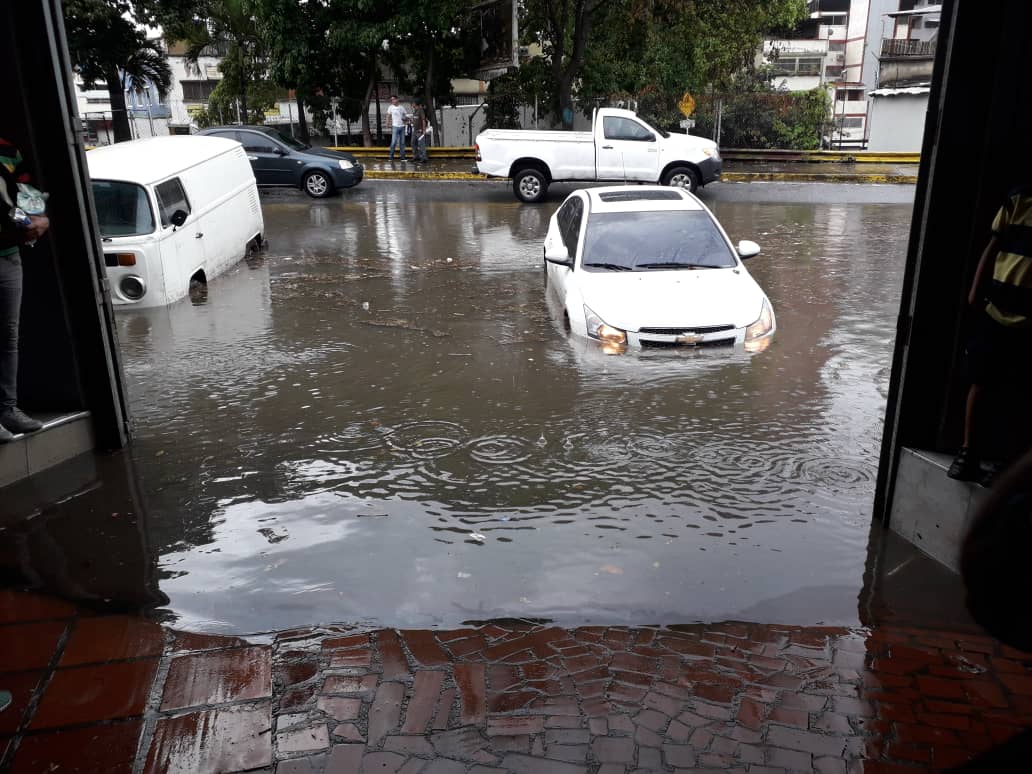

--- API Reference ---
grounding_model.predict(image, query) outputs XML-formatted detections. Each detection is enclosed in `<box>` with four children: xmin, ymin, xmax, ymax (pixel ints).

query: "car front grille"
<box><xmin>637</xmin><ymin>324</ymin><xmax>735</xmax><ymax>335</ymax></box>
<box><xmin>641</xmin><ymin>337</ymin><xmax>736</xmax><ymax>349</ymax></box>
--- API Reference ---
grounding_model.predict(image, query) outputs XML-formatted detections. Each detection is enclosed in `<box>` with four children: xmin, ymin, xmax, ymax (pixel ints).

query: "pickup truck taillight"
<box><xmin>475</xmin><ymin>143</ymin><xmax>481</xmax><ymax>162</ymax></box>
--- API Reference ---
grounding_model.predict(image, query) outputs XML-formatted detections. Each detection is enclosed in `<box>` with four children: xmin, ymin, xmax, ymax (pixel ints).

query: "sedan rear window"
<box><xmin>91</xmin><ymin>180</ymin><xmax>155</xmax><ymax>237</ymax></box>
<box><xmin>581</xmin><ymin>211</ymin><xmax>737</xmax><ymax>271</ymax></box>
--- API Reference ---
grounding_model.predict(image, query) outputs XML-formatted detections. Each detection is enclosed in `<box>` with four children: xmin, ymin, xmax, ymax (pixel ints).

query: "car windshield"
<box><xmin>261</xmin><ymin>127</ymin><xmax>307</xmax><ymax>150</ymax></box>
<box><xmin>91</xmin><ymin>180</ymin><xmax>155</xmax><ymax>237</ymax></box>
<box><xmin>581</xmin><ymin>210</ymin><xmax>737</xmax><ymax>271</ymax></box>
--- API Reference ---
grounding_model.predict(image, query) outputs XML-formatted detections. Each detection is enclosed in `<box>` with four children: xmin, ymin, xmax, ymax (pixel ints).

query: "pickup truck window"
<box><xmin>581</xmin><ymin>211</ymin><xmax>736</xmax><ymax>271</ymax></box>
<box><xmin>603</xmin><ymin>117</ymin><xmax>654</xmax><ymax>142</ymax></box>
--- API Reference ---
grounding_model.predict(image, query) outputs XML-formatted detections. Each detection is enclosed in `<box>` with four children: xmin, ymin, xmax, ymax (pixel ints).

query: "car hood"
<box><xmin>662</xmin><ymin>131</ymin><xmax>719</xmax><ymax>155</ymax></box>
<box><xmin>300</xmin><ymin>145</ymin><xmax>359</xmax><ymax>163</ymax></box>
<box><xmin>577</xmin><ymin>268</ymin><xmax>766</xmax><ymax>330</ymax></box>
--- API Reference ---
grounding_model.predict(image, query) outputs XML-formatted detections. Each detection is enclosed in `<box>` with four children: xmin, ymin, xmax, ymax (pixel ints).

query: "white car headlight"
<box><xmin>584</xmin><ymin>305</ymin><xmax>627</xmax><ymax>345</ymax></box>
<box><xmin>744</xmin><ymin>299</ymin><xmax>774</xmax><ymax>351</ymax></box>
<box><xmin>702</xmin><ymin>147</ymin><xmax>720</xmax><ymax>160</ymax></box>
<box><xmin>338</xmin><ymin>159</ymin><xmax>354</xmax><ymax>170</ymax></box>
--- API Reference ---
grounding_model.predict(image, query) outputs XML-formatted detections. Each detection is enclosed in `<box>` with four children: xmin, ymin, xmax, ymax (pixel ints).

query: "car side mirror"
<box><xmin>275</xmin><ymin>146</ymin><xmax>288</xmax><ymax>156</ymax></box>
<box><xmin>544</xmin><ymin>245</ymin><xmax>573</xmax><ymax>268</ymax></box>
<box><xmin>737</xmin><ymin>240</ymin><xmax>761</xmax><ymax>259</ymax></box>
<box><xmin>170</xmin><ymin>209</ymin><xmax>188</xmax><ymax>228</ymax></box>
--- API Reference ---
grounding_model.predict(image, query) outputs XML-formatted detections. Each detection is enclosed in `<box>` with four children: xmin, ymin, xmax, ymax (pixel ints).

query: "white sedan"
<box><xmin>543</xmin><ymin>186</ymin><xmax>775</xmax><ymax>353</ymax></box>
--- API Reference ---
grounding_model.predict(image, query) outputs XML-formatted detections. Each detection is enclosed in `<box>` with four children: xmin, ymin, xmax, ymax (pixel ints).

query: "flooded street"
<box><xmin>6</xmin><ymin>182</ymin><xmax>915</xmax><ymax>634</ymax></box>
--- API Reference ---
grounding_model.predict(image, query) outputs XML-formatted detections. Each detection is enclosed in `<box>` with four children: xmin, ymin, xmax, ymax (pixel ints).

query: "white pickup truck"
<box><xmin>473</xmin><ymin>107</ymin><xmax>721</xmax><ymax>203</ymax></box>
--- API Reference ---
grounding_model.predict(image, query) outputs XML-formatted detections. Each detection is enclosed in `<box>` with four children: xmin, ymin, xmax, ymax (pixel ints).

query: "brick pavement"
<box><xmin>0</xmin><ymin>587</ymin><xmax>1029</xmax><ymax>773</ymax></box>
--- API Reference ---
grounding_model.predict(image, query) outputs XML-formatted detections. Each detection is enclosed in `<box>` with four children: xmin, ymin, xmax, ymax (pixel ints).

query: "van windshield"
<box><xmin>91</xmin><ymin>180</ymin><xmax>155</xmax><ymax>237</ymax></box>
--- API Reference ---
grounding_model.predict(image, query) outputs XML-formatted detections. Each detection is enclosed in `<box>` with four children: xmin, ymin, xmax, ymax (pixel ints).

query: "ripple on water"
<box><xmin>383</xmin><ymin>420</ymin><xmax>466</xmax><ymax>459</ymax></box>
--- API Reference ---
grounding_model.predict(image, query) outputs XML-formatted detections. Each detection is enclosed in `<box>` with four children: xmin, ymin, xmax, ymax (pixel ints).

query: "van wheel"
<box><xmin>662</xmin><ymin>166</ymin><xmax>700</xmax><ymax>193</ymax></box>
<box><xmin>303</xmin><ymin>171</ymin><xmax>333</xmax><ymax>198</ymax></box>
<box><xmin>513</xmin><ymin>168</ymin><xmax>549</xmax><ymax>203</ymax></box>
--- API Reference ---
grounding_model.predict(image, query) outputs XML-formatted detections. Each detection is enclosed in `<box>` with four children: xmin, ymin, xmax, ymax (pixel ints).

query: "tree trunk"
<box><xmin>557</xmin><ymin>74</ymin><xmax>574</xmax><ymax>131</ymax></box>
<box><xmin>106</xmin><ymin>65</ymin><xmax>133</xmax><ymax>143</ymax></box>
<box><xmin>423</xmin><ymin>37</ymin><xmax>437</xmax><ymax>137</ymax></box>
<box><xmin>361</xmin><ymin>56</ymin><xmax>376</xmax><ymax>147</ymax></box>
<box><xmin>296</xmin><ymin>95</ymin><xmax>310</xmax><ymax>144</ymax></box>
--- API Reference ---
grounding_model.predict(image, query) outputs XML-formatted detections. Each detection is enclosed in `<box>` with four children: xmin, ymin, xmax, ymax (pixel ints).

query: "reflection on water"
<box><xmin>4</xmin><ymin>186</ymin><xmax>913</xmax><ymax>634</ymax></box>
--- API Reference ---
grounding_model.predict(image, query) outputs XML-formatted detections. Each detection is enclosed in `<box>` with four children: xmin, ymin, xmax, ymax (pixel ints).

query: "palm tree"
<box><xmin>65</xmin><ymin>0</ymin><xmax>173</xmax><ymax>143</ymax></box>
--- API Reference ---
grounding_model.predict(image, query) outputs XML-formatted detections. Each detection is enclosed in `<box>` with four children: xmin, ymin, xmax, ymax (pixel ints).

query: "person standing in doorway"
<box><xmin>949</xmin><ymin>185</ymin><xmax>1032</xmax><ymax>484</ymax></box>
<box><xmin>386</xmin><ymin>96</ymin><xmax>408</xmax><ymax>162</ymax></box>
<box><xmin>0</xmin><ymin>137</ymin><xmax>47</xmax><ymax>443</ymax></box>
<box><xmin>410</xmin><ymin>99</ymin><xmax>429</xmax><ymax>164</ymax></box>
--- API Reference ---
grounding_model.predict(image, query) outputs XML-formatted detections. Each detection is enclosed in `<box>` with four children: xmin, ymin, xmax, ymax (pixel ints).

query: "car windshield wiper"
<box><xmin>636</xmin><ymin>262</ymin><xmax>718</xmax><ymax>270</ymax></box>
<box><xmin>582</xmin><ymin>262</ymin><xmax>632</xmax><ymax>271</ymax></box>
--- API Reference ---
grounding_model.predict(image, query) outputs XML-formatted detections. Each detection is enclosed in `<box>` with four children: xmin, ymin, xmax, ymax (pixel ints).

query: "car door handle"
<box><xmin>648</xmin><ymin>148</ymin><xmax>658</xmax><ymax>152</ymax></box>
<box><xmin>246</xmin><ymin>155</ymin><xmax>257</xmax><ymax>161</ymax></box>
<box><xmin>601</xmin><ymin>145</ymin><xmax>614</xmax><ymax>149</ymax></box>
<box><xmin>195</xmin><ymin>233</ymin><xmax>204</xmax><ymax>239</ymax></box>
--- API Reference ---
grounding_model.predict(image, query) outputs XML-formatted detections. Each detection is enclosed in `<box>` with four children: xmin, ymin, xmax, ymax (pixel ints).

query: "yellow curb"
<box><xmin>721</xmin><ymin>150</ymin><xmax>920</xmax><ymax>164</ymax></box>
<box><xmin>721</xmin><ymin>172</ymin><xmax>918</xmax><ymax>184</ymax></box>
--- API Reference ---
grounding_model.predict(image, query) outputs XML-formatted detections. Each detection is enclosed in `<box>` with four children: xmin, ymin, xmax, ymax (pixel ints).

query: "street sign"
<box><xmin>679</xmin><ymin>118</ymin><xmax>696</xmax><ymax>129</ymax></box>
<box><xmin>678</xmin><ymin>92</ymin><xmax>696</xmax><ymax>117</ymax></box>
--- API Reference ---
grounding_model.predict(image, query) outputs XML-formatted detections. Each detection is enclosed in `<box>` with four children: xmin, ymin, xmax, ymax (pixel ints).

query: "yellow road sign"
<box><xmin>678</xmin><ymin>93</ymin><xmax>696</xmax><ymax>117</ymax></box>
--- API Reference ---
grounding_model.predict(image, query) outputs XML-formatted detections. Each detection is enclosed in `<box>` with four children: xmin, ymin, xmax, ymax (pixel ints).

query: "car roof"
<box><xmin>87</xmin><ymin>136</ymin><xmax>241</xmax><ymax>185</ymax></box>
<box><xmin>580</xmin><ymin>186</ymin><xmax>704</xmax><ymax>214</ymax></box>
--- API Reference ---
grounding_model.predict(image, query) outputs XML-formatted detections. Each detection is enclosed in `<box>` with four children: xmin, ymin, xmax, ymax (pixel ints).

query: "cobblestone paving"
<box><xmin>1</xmin><ymin>588</ymin><xmax>1029</xmax><ymax>773</ymax></box>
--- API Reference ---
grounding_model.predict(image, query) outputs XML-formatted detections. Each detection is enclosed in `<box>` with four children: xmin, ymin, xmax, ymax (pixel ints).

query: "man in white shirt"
<box><xmin>386</xmin><ymin>96</ymin><xmax>408</xmax><ymax>162</ymax></box>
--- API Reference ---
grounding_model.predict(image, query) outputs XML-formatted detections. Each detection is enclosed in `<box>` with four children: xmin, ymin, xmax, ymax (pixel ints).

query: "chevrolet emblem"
<box><xmin>675</xmin><ymin>333</ymin><xmax>704</xmax><ymax>345</ymax></box>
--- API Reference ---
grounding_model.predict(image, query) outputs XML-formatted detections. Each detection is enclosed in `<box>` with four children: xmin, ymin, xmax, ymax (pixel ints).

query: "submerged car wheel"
<box><xmin>303</xmin><ymin>171</ymin><xmax>333</xmax><ymax>198</ymax></box>
<box><xmin>513</xmin><ymin>168</ymin><xmax>549</xmax><ymax>203</ymax></box>
<box><xmin>662</xmin><ymin>166</ymin><xmax>700</xmax><ymax>193</ymax></box>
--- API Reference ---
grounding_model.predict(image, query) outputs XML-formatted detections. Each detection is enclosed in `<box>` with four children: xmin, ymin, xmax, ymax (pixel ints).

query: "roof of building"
<box><xmin>86</xmin><ymin>135</ymin><xmax>240</xmax><ymax>184</ymax></box>
<box><xmin>886</xmin><ymin>4</ymin><xmax>942</xmax><ymax>17</ymax></box>
<box><xmin>870</xmin><ymin>85</ymin><xmax>932</xmax><ymax>97</ymax></box>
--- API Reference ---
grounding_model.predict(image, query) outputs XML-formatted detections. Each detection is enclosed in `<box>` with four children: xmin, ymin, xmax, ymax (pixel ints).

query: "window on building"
<box><xmin>829</xmin><ymin>40</ymin><xmax>846</xmax><ymax>52</ymax></box>
<box><xmin>840</xmin><ymin>117</ymin><xmax>864</xmax><ymax>129</ymax></box>
<box><xmin>825</xmin><ymin>64</ymin><xmax>844</xmax><ymax>78</ymax></box>
<box><xmin>835</xmin><ymin>88</ymin><xmax>865</xmax><ymax>102</ymax></box>
<box><xmin>770</xmin><ymin>56</ymin><xmax>823</xmax><ymax>76</ymax></box>
<box><xmin>181</xmin><ymin>80</ymin><xmax>218</xmax><ymax>102</ymax></box>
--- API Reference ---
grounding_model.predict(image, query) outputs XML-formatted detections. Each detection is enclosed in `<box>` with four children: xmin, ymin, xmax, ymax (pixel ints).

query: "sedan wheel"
<box><xmin>303</xmin><ymin>171</ymin><xmax>332</xmax><ymax>198</ymax></box>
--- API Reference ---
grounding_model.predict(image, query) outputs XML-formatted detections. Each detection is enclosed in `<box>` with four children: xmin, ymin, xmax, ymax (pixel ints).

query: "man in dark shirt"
<box><xmin>410</xmin><ymin>99</ymin><xmax>429</xmax><ymax>164</ymax></box>
<box><xmin>0</xmin><ymin>137</ymin><xmax>47</xmax><ymax>443</ymax></box>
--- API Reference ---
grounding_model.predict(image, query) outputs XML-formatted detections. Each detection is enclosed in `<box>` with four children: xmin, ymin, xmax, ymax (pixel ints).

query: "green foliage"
<box><xmin>693</xmin><ymin>74</ymin><xmax>831</xmax><ymax>149</ymax></box>
<box><xmin>65</xmin><ymin>0</ymin><xmax>173</xmax><ymax>141</ymax></box>
<box><xmin>484</xmin><ymin>58</ymin><xmax>553</xmax><ymax>129</ymax></box>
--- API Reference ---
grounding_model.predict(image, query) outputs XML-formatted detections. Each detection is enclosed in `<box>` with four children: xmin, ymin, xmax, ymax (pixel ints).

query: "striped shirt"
<box><xmin>0</xmin><ymin>137</ymin><xmax>30</xmax><ymax>258</ymax></box>
<box><xmin>986</xmin><ymin>186</ymin><xmax>1032</xmax><ymax>328</ymax></box>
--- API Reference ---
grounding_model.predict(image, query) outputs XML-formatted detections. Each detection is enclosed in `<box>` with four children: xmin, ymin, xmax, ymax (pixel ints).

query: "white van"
<box><xmin>86</xmin><ymin>136</ymin><xmax>264</xmax><ymax>308</ymax></box>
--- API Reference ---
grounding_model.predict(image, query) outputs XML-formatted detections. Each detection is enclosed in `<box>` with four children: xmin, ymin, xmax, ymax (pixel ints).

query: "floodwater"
<box><xmin>1</xmin><ymin>182</ymin><xmax>916</xmax><ymax>634</ymax></box>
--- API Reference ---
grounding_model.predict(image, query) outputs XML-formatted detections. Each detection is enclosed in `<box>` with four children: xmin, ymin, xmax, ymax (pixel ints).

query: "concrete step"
<box><xmin>0</xmin><ymin>411</ymin><xmax>94</xmax><ymax>489</ymax></box>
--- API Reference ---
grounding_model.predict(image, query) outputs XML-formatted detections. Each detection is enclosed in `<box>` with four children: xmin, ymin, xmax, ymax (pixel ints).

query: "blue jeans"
<box><xmin>0</xmin><ymin>253</ymin><xmax>22</xmax><ymax>410</ymax></box>
<box><xmin>389</xmin><ymin>126</ymin><xmax>406</xmax><ymax>160</ymax></box>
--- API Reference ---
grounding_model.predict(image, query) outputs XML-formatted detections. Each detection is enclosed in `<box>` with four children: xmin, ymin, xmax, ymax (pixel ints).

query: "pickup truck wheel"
<box><xmin>513</xmin><ymin>168</ymin><xmax>548</xmax><ymax>203</ymax></box>
<box><xmin>662</xmin><ymin>166</ymin><xmax>700</xmax><ymax>193</ymax></box>
<box><xmin>303</xmin><ymin>171</ymin><xmax>334</xmax><ymax>198</ymax></box>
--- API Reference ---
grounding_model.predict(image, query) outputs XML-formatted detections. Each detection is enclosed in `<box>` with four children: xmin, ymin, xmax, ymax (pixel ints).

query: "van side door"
<box><xmin>595</xmin><ymin>116</ymin><xmax>661</xmax><ymax>182</ymax></box>
<box><xmin>154</xmin><ymin>176</ymin><xmax>202</xmax><ymax>303</ymax></box>
<box><xmin>238</xmin><ymin>130</ymin><xmax>296</xmax><ymax>185</ymax></box>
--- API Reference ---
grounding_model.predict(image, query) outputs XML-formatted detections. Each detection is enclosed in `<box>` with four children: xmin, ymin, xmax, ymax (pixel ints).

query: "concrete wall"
<box><xmin>867</xmin><ymin>93</ymin><xmax>928</xmax><ymax>151</ymax></box>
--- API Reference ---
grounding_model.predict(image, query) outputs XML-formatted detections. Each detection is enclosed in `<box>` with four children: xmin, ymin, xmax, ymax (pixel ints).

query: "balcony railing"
<box><xmin>881</xmin><ymin>38</ymin><xmax>936</xmax><ymax>58</ymax></box>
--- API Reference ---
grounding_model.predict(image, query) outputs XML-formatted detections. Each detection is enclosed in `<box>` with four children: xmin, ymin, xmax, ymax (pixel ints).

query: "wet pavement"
<box><xmin>357</xmin><ymin>158</ymin><xmax>919</xmax><ymax>180</ymax></box>
<box><xmin>1</xmin><ymin>180</ymin><xmax>916</xmax><ymax>635</ymax></box>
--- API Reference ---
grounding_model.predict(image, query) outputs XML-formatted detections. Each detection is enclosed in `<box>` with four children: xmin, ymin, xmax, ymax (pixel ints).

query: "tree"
<box><xmin>64</xmin><ymin>0</ymin><xmax>172</xmax><ymax>143</ymax></box>
<box><xmin>523</xmin><ymin>0</ymin><xmax>616</xmax><ymax>130</ymax></box>
<box><xmin>154</xmin><ymin>0</ymin><xmax>269</xmax><ymax>125</ymax></box>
